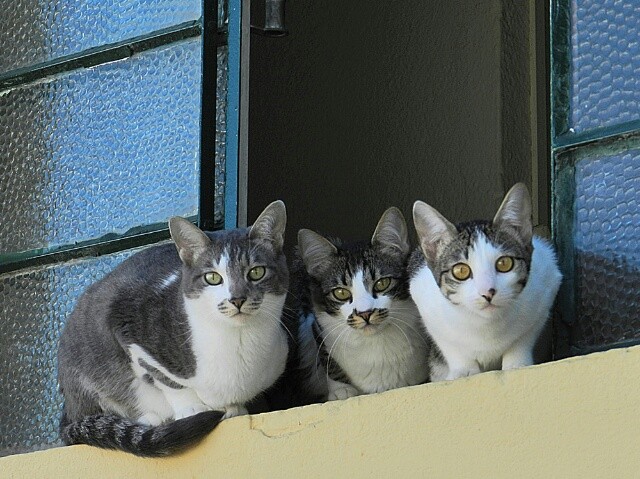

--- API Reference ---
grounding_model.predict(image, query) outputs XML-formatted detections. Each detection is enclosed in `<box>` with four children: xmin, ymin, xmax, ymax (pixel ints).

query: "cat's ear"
<box><xmin>492</xmin><ymin>183</ymin><xmax>533</xmax><ymax>244</ymax></box>
<box><xmin>371</xmin><ymin>207</ymin><xmax>410</xmax><ymax>256</ymax></box>
<box><xmin>249</xmin><ymin>200</ymin><xmax>287</xmax><ymax>251</ymax></box>
<box><xmin>412</xmin><ymin>200</ymin><xmax>457</xmax><ymax>265</ymax></box>
<box><xmin>298</xmin><ymin>229</ymin><xmax>337</xmax><ymax>277</ymax></box>
<box><xmin>169</xmin><ymin>217</ymin><xmax>212</xmax><ymax>267</ymax></box>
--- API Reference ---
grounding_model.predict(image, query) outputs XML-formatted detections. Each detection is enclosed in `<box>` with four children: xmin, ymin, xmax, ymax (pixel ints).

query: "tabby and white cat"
<box><xmin>296</xmin><ymin>208</ymin><xmax>429</xmax><ymax>402</ymax></box>
<box><xmin>409</xmin><ymin>183</ymin><xmax>562</xmax><ymax>381</ymax></box>
<box><xmin>57</xmin><ymin>201</ymin><xmax>289</xmax><ymax>456</ymax></box>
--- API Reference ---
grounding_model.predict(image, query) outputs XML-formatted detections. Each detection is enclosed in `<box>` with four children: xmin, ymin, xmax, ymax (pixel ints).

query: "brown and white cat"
<box><xmin>409</xmin><ymin>184</ymin><xmax>562</xmax><ymax>381</ymax></box>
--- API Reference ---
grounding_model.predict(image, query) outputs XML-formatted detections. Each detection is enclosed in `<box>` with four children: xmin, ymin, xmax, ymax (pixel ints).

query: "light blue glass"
<box><xmin>0</xmin><ymin>245</ymin><xmax>156</xmax><ymax>456</ymax></box>
<box><xmin>0</xmin><ymin>0</ymin><xmax>201</xmax><ymax>73</ymax></box>
<box><xmin>567</xmin><ymin>0</ymin><xmax>640</xmax><ymax>135</ymax></box>
<box><xmin>0</xmin><ymin>38</ymin><xmax>202</xmax><ymax>261</ymax></box>
<box><xmin>554</xmin><ymin>139</ymin><xmax>640</xmax><ymax>353</ymax></box>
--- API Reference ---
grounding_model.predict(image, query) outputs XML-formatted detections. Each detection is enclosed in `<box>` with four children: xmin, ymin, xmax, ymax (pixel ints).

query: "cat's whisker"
<box><xmin>282</xmin><ymin>287</ymin><xmax>304</xmax><ymax>303</ymax></box>
<box><xmin>260</xmin><ymin>309</ymin><xmax>296</xmax><ymax>342</ymax></box>
<box><xmin>312</xmin><ymin>321</ymin><xmax>347</xmax><ymax>383</ymax></box>
<box><xmin>389</xmin><ymin>322</ymin><xmax>413</xmax><ymax>353</ymax></box>
<box><xmin>386</xmin><ymin>315</ymin><xmax>430</xmax><ymax>349</ymax></box>
<box><xmin>325</xmin><ymin>327</ymin><xmax>351</xmax><ymax>386</ymax></box>
<box><xmin>314</xmin><ymin>321</ymin><xmax>346</xmax><ymax>373</ymax></box>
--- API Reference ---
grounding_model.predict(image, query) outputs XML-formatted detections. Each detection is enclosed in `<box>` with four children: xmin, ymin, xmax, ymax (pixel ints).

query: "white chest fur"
<box><xmin>183</xmin><ymin>292</ymin><xmax>288</xmax><ymax>408</ymax></box>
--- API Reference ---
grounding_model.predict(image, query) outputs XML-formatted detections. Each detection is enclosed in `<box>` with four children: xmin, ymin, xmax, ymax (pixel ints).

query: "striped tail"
<box><xmin>60</xmin><ymin>410</ymin><xmax>224</xmax><ymax>457</ymax></box>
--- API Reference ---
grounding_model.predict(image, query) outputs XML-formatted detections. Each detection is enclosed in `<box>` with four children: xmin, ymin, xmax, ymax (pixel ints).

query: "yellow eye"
<box><xmin>248</xmin><ymin>266</ymin><xmax>266</xmax><ymax>281</ymax></box>
<box><xmin>374</xmin><ymin>277</ymin><xmax>391</xmax><ymax>293</ymax></box>
<box><xmin>495</xmin><ymin>256</ymin><xmax>514</xmax><ymax>273</ymax></box>
<box><xmin>204</xmin><ymin>272</ymin><xmax>223</xmax><ymax>285</ymax></box>
<box><xmin>451</xmin><ymin>263</ymin><xmax>472</xmax><ymax>281</ymax></box>
<box><xmin>332</xmin><ymin>288</ymin><xmax>352</xmax><ymax>301</ymax></box>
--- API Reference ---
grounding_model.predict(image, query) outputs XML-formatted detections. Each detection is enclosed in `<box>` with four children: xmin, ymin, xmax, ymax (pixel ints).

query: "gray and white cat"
<box><xmin>57</xmin><ymin>201</ymin><xmax>289</xmax><ymax>456</ymax></box>
<box><xmin>296</xmin><ymin>208</ymin><xmax>429</xmax><ymax>402</ymax></box>
<box><xmin>409</xmin><ymin>183</ymin><xmax>562</xmax><ymax>381</ymax></box>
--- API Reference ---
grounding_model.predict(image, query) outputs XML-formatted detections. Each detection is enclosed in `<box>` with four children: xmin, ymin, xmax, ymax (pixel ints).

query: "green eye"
<box><xmin>204</xmin><ymin>272</ymin><xmax>223</xmax><ymax>285</ymax></box>
<box><xmin>495</xmin><ymin>256</ymin><xmax>514</xmax><ymax>273</ymax></box>
<box><xmin>332</xmin><ymin>288</ymin><xmax>352</xmax><ymax>301</ymax></box>
<box><xmin>451</xmin><ymin>263</ymin><xmax>472</xmax><ymax>281</ymax></box>
<box><xmin>373</xmin><ymin>277</ymin><xmax>392</xmax><ymax>293</ymax></box>
<box><xmin>248</xmin><ymin>266</ymin><xmax>266</xmax><ymax>281</ymax></box>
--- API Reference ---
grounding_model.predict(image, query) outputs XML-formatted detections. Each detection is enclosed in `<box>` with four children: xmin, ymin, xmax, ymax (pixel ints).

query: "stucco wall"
<box><xmin>3</xmin><ymin>346</ymin><xmax>640</xmax><ymax>478</ymax></box>
<box><xmin>248</xmin><ymin>0</ymin><xmax>535</xmax><ymax>249</ymax></box>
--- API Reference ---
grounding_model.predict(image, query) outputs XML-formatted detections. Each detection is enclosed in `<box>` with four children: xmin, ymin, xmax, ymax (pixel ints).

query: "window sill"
<box><xmin>3</xmin><ymin>345</ymin><xmax>640</xmax><ymax>478</ymax></box>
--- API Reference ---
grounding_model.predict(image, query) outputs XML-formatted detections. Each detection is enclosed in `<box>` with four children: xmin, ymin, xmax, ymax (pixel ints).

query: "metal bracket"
<box><xmin>251</xmin><ymin>0</ymin><xmax>288</xmax><ymax>37</ymax></box>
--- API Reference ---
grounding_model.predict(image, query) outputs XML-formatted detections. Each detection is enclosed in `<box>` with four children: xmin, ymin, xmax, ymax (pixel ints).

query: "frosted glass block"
<box><xmin>569</xmin><ymin>0</ymin><xmax>640</xmax><ymax>133</ymax></box>
<box><xmin>0</xmin><ymin>0</ymin><xmax>201</xmax><ymax>73</ymax></box>
<box><xmin>0</xmin><ymin>38</ymin><xmax>202</xmax><ymax>261</ymax></box>
<box><xmin>215</xmin><ymin>46</ymin><xmax>229</xmax><ymax>226</ymax></box>
<box><xmin>560</xmin><ymin>145</ymin><xmax>640</xmax><ymax>352</ymax></box>
<box><xmin>0</xmin><ymin>245</ymin><xmax>158</xmax><ymax>456</ymax></box>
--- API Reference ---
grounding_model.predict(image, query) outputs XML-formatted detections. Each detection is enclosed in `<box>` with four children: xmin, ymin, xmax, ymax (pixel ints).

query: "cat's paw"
<box><xmin>174</xmin><ymin>404</ymin><xmax>212</xmax><ymax>420</ymax></box>
<box><xmin>502</xmin><ymin>358</ymin><xmax>533</xmax><ymax>371</ymax></box>
<box><xmin>138</xmin><ymin>412</ymin><xmax>163</xmax><ymax>426</ymax></box>
<box><xmin>502</xmin><ymin>351</ymin><xmax>534</xmax><ymax>371</ymax></box>
<box><xmin>222</xmin><ymin>404</ymin><xmax>248</xmax><ymax>420</ymax></box>
<box><xmin>445</xmin><ymin>366</ymin><xmax>481</xmax><ymax>381</ymax></box>
<box><xmin>327</xmin><ymin>385</ymin><xmax>359</xmax><ymax>401</ymax></box>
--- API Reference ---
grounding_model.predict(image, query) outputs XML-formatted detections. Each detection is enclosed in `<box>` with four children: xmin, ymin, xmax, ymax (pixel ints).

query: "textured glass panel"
<box><xmin>557</xmin><ymin>143</ymin><xmax>640</xmax><ymax>353</ymax></box>
<box><xmin>569</xmin><ymin>0</ymin><xmax>640</xmax><ymax>133</ymax></box>
<box><xmin>0</xmin><ymin>0</ymin><xmax>201</xmax><ymax>73</ymax></box>
<box><xmin>0</xmin><ymin>38</ymin><xmax>202</xmax><ymax>261</ymax></box>
<box><xmin>0</xmin><ymin>245</ymin><xmax>161</xmax><ymax>457</ymax></box>
<box><xmin>219</xmin><ymin>0</ymin><xmax>229</xmax><ymax>29</ymax></box>
<box><xmin>215</xmin><ymin>46</ymin><xmax>229</xmax><ymax>226</ymax></box>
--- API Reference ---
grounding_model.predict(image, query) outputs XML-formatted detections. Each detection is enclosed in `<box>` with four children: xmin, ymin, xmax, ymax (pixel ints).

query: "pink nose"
<box><xmin>355</xmin><ymin>310</ymin><xmax>373</xmax><ymax>323</ymax></box>
<box><xmin>481</xmin><ymin>289</ymin><xmax>496</xmax><ymax>303</ymax></box>
<box><xmin>229</xmin><ymin>298</ymin><xmax>246</xmax><ymax>310</ymax></box>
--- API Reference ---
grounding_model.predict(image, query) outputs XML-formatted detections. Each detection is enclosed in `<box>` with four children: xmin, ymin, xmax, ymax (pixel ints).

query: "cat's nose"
<box><xmin>229</xmin><ymin>298</ymin><xmax>246</xmax><ymax>310</ymax></box>
<box><xmin>481</xmin><ymin>288</ymin><xmax>496</xmax><ymax>303</ymax></box>
<box><xmin>355</xmin><ymin>309</ymin><xmax>374</xmax><ymax>323</ymax></box>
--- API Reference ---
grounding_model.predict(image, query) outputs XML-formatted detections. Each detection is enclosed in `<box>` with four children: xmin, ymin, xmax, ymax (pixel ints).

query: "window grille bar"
<box><xmin>0</xmin><ymin>229</ymin><xmax>173</xmax><ymax>276</ymax></box>
<box><xmin>0</xmin><ymin>22</ymin><xmax>227</xmax><ymax>92</ymax></box>
<box><xmin>199</xmin><ymin>0</ymin><xmax>220</xmax><ymax>231</ymax></box>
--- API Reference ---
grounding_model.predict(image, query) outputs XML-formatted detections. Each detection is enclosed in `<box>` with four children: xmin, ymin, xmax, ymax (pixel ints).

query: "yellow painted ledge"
<box><xmin>4</xmin><ymin>346</ymin><xmax>640</xmax><ymax>479</ymax></box>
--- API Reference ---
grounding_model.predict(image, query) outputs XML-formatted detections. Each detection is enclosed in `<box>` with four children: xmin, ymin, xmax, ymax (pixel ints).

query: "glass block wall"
<box><xmin>552</xmin><ymin>0</ymin><xmax>640</xmax><ymax>356</ymax></box>
<box><xmin>0</xmin><ymin>0</ymin><xmax>233</xmax><ymax>456</ymax></box>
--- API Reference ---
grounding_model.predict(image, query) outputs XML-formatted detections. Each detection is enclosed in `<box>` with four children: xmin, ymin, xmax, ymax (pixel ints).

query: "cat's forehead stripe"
<box><xmin>216</xmin><ymin>250</ymin><xmax>230</xmax><ymax>275</ymax></box>
<box><xmin>352</xmin><ymin>270</ymin><xmax>368</xmax><ymax>295</ymax></box>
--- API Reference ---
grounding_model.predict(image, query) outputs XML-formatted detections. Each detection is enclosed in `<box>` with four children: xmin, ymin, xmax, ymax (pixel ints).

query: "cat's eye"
<box><xmin>204</xmin><ymin>272</ymin><xmax>223</xmax><ymax>285</ymax></box>
<box><xmin>495</xmin><ymin>256</ymin><xmax>514</xmax><ymax>273</ymax></box>
<box><xmin>451</xmin><ymin>263</ymin><xmax>472</xmax><ymax>281</ymax></box>
<box><xmin>373</xmin><ymin>277</ymin><xmax>392</xmax><ymax>293</ymax></box>
<box><xmin>332</xmin><ymin>287</ymin><xmax>352</xmax><ymax>301</ymax></box>
<box><xmin>248</xmin><ymin>266</ymin><xmax>266</xmax><ymax>281</ymax></box>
